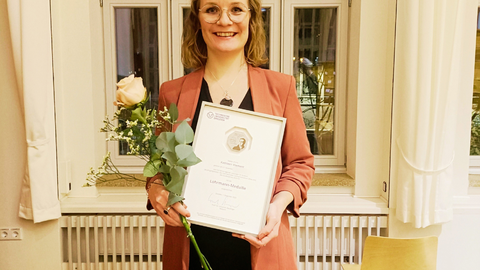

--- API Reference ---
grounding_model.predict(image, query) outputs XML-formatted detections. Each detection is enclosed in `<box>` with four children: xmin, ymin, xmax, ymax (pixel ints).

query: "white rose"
<box><xmin>114</xmin><ymin>74</ymin><xmax>147</xmax><ymax>107</ymax></box>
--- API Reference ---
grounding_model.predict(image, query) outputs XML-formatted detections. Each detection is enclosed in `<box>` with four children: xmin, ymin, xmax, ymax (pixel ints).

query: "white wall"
<box><xmin>52</xmin><ymin>0</ymin><xmax>107</xmax><ymax>198</ymax></box>
<box><xmin>347</xmin><ymin>0</ymin><xmax>395</xmax><ymax>200</ymax></box>
<box><xmin>1</xmin><ymin>0</ymin><xmax>480</xmax><ymax>269</ymax></box>
<box><xmin>389</xmin><ymin>206</ymin><xmax>480</xmax><ymax>270</ymax></box>
<box><xmin>0</xmin><ymin>0</ymin><xmax>61</xmax><ymax>269</ymax></box>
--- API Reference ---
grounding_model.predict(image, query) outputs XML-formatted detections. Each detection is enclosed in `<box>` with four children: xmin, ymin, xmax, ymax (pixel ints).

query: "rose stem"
<box><xmin>181</xmin><ymin>215</ymin><xmax>211</xmax><ymax>270</ymax></box>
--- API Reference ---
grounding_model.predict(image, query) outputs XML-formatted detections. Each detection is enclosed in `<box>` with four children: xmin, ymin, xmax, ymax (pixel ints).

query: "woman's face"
<box><xmin>198</xmin><ymin>0</ymin><xmax>250</xmax><ymax>56</ymax></box>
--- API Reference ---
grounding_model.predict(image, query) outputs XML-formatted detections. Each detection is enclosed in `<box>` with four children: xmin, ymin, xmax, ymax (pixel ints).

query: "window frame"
<box><xmin>282</xmin><ymin>0</ymin><xmax>348</xmax><ymax>172</ymax></box>
<box><xmin>103</xmin><ymin>0</ymin><xmax>170</xmax><ymax>173</ymax></box>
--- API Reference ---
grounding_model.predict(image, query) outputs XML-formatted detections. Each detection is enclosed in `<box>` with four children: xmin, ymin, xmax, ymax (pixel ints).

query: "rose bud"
<box><xmin>114</xmin><ymin>74</ymin><xmax>147</xmax><ymax>108</ymax></box>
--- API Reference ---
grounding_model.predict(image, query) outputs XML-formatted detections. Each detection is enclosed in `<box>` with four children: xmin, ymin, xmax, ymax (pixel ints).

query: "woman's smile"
<box><xmin>215</xmin><ymin>32</ymin><xmax>236</xmax><ymax>37</ymax></box>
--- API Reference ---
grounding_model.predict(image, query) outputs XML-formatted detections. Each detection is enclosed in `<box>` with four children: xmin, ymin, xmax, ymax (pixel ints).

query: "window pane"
<box><xmin>115</xmin><ymin>8</ymin><xmax>159</xmax><ymax>155</ymax></box>
<box><xmin>260</xmin><ymin>7</ymin><xmax>271</xmax><ymax>69</ymax></box>
<box><xmin>293</xmin><ymin>8</ymin><xmax>337</xmax><ymax>156</ymax></box>
<box><xmin>472</xmin><ymin>8</ymin><xmax>480</xmax><ymax>155</ymax></box>
<box><xmin>183</xmin><ymin>8</ymin><xmax>195</xmax><ymax>75</ymax></box>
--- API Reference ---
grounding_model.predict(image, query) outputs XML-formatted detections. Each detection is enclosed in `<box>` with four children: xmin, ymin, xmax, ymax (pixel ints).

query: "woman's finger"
<box><xmin>244</xmin><ymin>234</ymin><xmax>264</xmax><ymax>248</ymax></box>
<box><xmin>171</xmin><ymin>202</ymin><xmax>190</xmax><ymax>218</ymax></box>
<box><xmin>258</xmin><ymin>221</ymin><xmax>281</xmax><ymax>246</ymax></box>
<box><xmin>164</xmin><ymin>210</ymin><xmax>184</xmax><ymax>226</ymax></box>
<box><xmin>148</xmin><ymin>184</ymin><xmax>184</xmax><ymax>227</ymax></box>
<box><xmin>257</xmin><ymin>219</ymin><xmax>276</xmax><ymax>240</ymax></box>
<box><xmin>232</xmin><ymin>233</ymin><xmax>264</xmax><ymax>249</ymax></box>
<box><xmin>151</xmin><ymin>202</ymin><xmax>182</xmax><ymax>226</ymax></box>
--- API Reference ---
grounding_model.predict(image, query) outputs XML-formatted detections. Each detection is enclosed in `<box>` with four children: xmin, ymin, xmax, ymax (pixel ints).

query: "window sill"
<box><xmin>469</xmin><ymin>174</ymin><xmax>480</xmax><ymax>187</ymax></box>
<box><xmin>311</xmin><ymin>173</ymin><xmax>354</xmax><ymax>187</ymax></box>
<box><xmin>60</xmin><ymin>187</ymin><xmax>388</xmax><ymax>215</ymax></box>
<box><xmin>301</xmin><ymin>193</ymin><xmax>388</xmax><ymax>214</ymax></box>
<box><xmin>60</xmin><ymin>188</ymin><xmax>150</xmax><ymax>214</ymax></box>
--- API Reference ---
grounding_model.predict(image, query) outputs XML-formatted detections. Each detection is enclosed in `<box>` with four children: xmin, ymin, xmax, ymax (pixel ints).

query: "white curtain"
<box><xmin>392</xmin><ymin>0</ymin><xmax>477</xmax><ymax>228</ymax></box>
<box><xmin>7</xmin><ymin>0</ymin><xmax>61</xmax><ymax>223</ymax></box>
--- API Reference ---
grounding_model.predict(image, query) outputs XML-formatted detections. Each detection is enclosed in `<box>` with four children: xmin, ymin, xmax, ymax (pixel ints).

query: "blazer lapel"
<box><xmin>175</xmin><ymin>68</ymin><xmax>204</xmax><ymax>129</ymax></box>
<box><xmin>175</xmin><ymin>66</ymin><xmax>272</xmax><ymax>130</ymax></box>
<box><xmin>248</xmin><ymin>65</ymin><xmax>272</xmax><ymax>115</ymax></box>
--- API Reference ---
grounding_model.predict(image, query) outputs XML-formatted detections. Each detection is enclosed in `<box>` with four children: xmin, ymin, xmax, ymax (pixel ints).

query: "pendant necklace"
<box><xmin>208</xmin><ymin>64</ymin><xmax>245</xmax><ymax>107</ymax></box>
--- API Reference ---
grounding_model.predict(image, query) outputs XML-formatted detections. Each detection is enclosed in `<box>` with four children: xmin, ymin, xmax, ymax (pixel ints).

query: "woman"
<box><xmin>146</xmin><ymin>0</ymin><xmax>314</xmax><ymax>269</ymax></box>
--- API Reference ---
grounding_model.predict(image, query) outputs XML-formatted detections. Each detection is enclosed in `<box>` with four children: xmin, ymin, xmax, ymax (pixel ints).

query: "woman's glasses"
<box><xmin>198</xmin><ymin>3</ymin><xmax>250</xmax><ymax>24</ymax></box>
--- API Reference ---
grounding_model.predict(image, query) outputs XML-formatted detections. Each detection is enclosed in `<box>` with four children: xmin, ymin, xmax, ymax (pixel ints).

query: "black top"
<box><xmin>189</xmin><ymin>79</ymin><xmax>253</xmax><ymax>270</ymax></box>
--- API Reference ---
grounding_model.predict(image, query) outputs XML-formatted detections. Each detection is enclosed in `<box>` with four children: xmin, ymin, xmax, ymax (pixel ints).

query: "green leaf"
<box><xmin>143</xmin><ymin>161</ymin><xmax>158</xmax><ymax>177</ymax></box>
<box><xmin>149</xmin><ymin>134</ymin><xmax>158</xmax><ymax>149</ymax></box>
<box><xmin>158</xmin><ymin>164</ymin><xmax>170</xmax><ymax>174</ymax></box>
<box><xmin>169</xmin><ymin>103</ymin><xmax>178</xmax><ymax>123</ymax></box>
<box><xmin>167</xmin><ymin>192</ymin><xmax>184</xmax><ymax>207</ymax></box>
<box><xmin>162</xmin><ymin>172</ymin><xmax>171</xmax><ymax>186</ymax></box>
<box><xmin>166</xmin><ymin>166</ymin><xmax>188</xmax><ymax>195</ymax></box>
<box><xmin>150</xmin><ymin>135</ymin><xmax>162</xmax><ymax>160</ymax></box>
<box><xmin>175</xmin><ymin>144</ymin><xmax>193</xmax><ymax>160</ymax></box>
<box><xmin>131</xmin><ymin>107</ymin><xmax>147</xmax><ymax>125</ymax></box>
<box><xmin>162</xmin><ymin>152</ymin><xmax>178</xmax><ymax>166</ymax></box>
<box><xmin>151</xmin><ymin>150</ymin><xmax>162</xmax><ymax>161</ymax></box>
<box><xmin>122</xmin><ymin>127</ymin><xmax>131</xmax><ymax>137</ymax></box>
<box><xmin>177</xmin><ymin>152</ymin><xmax>202</xmax><ymax>167</ymax></box>
<box><xmin>156</xmin><ymin>132</ymin><xmax>176</xmax><ymax>152</ymax></box>
<box><xmin>175</xmin><ymin>120</ymin><xmax>194</xmax><ymax>144</ymax></box>
<box><xmin>131</xmin><ymin>126</ymin><xmax>145</xmax><ymax>144</ymax></box>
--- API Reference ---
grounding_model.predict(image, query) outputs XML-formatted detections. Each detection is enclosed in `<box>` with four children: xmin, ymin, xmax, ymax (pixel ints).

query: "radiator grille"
<box><xmin>60</xmin><ymin>214</ymin><xmax>387</xmax><ymax>270</ymax></box>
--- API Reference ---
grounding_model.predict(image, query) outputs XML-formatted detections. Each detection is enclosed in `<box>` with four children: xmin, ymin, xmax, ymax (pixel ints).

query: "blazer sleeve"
<box><xmin>273</xmin><ymin>75</ymin><xmax>315</xmax><ymax>217</ymax></box>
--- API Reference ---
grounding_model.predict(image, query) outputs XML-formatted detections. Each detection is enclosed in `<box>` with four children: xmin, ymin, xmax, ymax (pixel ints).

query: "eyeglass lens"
<box><xmin>199</xmin><ymin>3</ymin><xmax>249</xmax><ymax>23</ymax></box>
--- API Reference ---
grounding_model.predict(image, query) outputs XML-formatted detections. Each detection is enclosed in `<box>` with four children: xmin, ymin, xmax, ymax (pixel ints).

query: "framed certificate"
<box><xmin>182</xmin><ymin>102</ymin><xmax>286</xmax><ymax>236</ymax></box>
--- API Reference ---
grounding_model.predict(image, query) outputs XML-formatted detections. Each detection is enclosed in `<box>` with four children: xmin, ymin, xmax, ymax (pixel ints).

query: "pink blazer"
<box><xmin>151</xmin><ymin>65</ymin><xmax>314</xmax><ymax>270</ymax></box>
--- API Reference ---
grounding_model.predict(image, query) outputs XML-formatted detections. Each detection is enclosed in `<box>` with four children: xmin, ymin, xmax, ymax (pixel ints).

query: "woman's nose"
<box><xmin>217</xmin><ymin>8</ymin><xmax>233</xmax><ymax>25</ymax></box>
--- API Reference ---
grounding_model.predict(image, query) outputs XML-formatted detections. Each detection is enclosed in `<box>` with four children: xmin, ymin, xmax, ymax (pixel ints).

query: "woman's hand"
<box><xmin>148</xmin><ymin>182</ymin><xmax>190</xmax><ymax>227</ymax></box>
<box><xmin>232</xmin><ymin>191</ymin><xmax>293</xmax><ymax>248</ymax></box>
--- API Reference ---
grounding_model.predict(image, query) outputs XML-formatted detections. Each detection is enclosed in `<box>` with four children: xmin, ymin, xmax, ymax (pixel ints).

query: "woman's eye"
<box><xmin>231</xmin><ymin>7</ymin><xmax>244</xmax><ymax>14</ymax></box>
<box><xmin>205</xmin><ymin>6</ymin><xmax>219</xmax><ymax>14</ymax></box>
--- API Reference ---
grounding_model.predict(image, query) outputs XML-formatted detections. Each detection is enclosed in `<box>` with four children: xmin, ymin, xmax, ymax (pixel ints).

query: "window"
<box><xmin>471</xmin><ymin>8</ymin><xmax>480</xmax><ymax>171</ymax></box>
<box><xmin>283</xmin><ymin>1</ymin><xmax>347</xmax><ymax>171</ymax></box>
<box><xmin>114</xmin><ymin>7</ymin><xmax>159</xmax><ymax>155</ymax></box>
<box><xmin>54</xmin><ymin>0</ymin><xmax>393</xmax><ymax>212</ymax></box>
<box><xmin>103</xmin><ymin>0</ymin><xmax>169</xmax><ymax>172</ymax></box>
<box><xmin>112</xmin><ymin>0</ymin><xmax>347</xmax><ymax>172</ymax></box>
<box><xmin>293</xmin><ymin>8</ymin><xmax>337</xmax><ymax>156</ymax></box>
<box><xmin>172</xmin><ymin>0</ymin><xmax>348</xmax><ymax>171</ymax></box>
<box><xmin>470</xmin><ymin>6</ymin><xmax>480</xmax><ymax>189</ymax></box>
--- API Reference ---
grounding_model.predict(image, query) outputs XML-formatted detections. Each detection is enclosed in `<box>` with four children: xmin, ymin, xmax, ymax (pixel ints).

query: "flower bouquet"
<box><xmin>87</xmin><ymin>74</ymin><xmax>211</xmax><ymax>270</ymax></box>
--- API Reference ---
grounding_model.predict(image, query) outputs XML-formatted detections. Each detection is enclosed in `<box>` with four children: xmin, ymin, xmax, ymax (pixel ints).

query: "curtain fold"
<box><xmin>7</xmin><ymin>0</ymin><xmax>61</xmax><ymax>223</ymax></box>
<box><xmin>392</xmin><ymin>0</ymin><xmax>477</xmax><ymax>228</ymax></box>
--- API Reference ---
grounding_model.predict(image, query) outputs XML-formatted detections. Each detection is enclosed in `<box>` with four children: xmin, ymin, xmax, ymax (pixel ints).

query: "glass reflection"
<box><xmin>472</xmin><ymin>9</ymin><xmax>480</xmax><ymax>155</ymax></box>
<box><xmin>293</xmin><ymin>8</ymin><xmax>337</xmax><ymax>155</ymax></box>
<box><xmin>115</xmin><ymin>8</ymin><xmax>159</xmax><ymax>155</ymax></box>
<box><xmin>260</xmin><ymin>7</ymin><xmax>271</xmax><ymax>69</ymax></box>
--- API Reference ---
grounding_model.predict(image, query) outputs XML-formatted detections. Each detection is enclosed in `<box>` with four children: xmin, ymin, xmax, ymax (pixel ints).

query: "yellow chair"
<box><xmin>341</xmin><ymin>236</ymin><xmax>438</xmax><ymax>270</ymax></box>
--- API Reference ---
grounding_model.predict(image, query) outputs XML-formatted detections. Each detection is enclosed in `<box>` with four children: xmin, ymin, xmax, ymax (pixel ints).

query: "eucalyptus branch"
<box><xmin>86</xmin><ymin>74</ymin><xmax>209</xmax><ymax>269</ymax></box>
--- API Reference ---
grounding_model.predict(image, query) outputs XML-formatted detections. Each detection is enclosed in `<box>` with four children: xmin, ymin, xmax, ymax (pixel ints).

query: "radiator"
<box><xmin>60</xmin><ymin>214</ymin><xmax>387</xmax><ymax>270</ymax></box>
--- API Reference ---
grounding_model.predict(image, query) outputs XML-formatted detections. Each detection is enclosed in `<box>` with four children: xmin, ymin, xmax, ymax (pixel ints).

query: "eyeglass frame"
<box><xmin>198</xmin><ymin>3</ymin><xmax>251</xmax><ymax>24</ymax></box>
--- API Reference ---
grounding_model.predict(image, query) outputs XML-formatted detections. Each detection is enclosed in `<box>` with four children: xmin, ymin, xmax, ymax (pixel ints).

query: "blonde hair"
<box><xmin>181</xmin><ymin>0</ymin><xmax>268</xmax><ymax>70</ymax></box>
